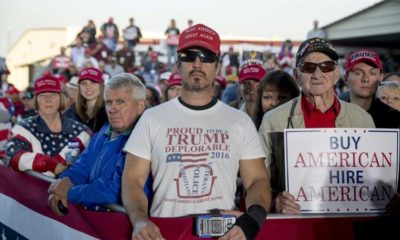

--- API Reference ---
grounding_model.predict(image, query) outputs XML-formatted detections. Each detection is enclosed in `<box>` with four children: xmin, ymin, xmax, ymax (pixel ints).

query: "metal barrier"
<box><xmin>6</xmin><ymin>161</ymin><xmax>382</xmax><ymax>219</ymax></box>
<box><xmin>1</xmin><ymin>163</ymin><xmax>390</xmax><ymax>240</ymax></box>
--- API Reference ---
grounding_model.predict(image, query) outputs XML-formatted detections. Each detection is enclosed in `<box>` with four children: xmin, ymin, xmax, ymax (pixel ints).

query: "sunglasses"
<box><xmin>298</xmin><ymin>61</ymin><xmax>337</xmax><ymax>73</ymax></box>
<box><xmin>178</xmin><ymin>50</ymin><xmax>218</xmax><ymax>63</ymax></box>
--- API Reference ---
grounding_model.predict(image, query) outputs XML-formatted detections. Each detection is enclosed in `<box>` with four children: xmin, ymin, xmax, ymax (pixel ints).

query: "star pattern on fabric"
<box><xmin>6</xmin><ymin>139</ymin><xmax>28</xmax><ymax>156</ymax></box>
<box><xmin>9</xmin><ymin>116</ymin><xmax>89</xmax><ymax>158</ymax></box>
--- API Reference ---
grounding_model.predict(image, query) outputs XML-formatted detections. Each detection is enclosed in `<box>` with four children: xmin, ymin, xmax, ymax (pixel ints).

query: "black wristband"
<box><xmin>234</xmin><ymin>204</ymin><xmax>267</xmax><ymax>240</ymax></box>
<box><xmin>234</xmin><ymin>214</ymin><xmax>259</xmax><ymax>240</ymax></box>
<box><xmin>247</xmin><ymin>204</ymin><xmax>267</xmax><ymax>228</ymax></box>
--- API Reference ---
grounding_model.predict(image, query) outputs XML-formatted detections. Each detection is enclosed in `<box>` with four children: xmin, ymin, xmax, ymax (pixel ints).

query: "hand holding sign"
<box><xmin>285</xmin><ymin>128</ymin><xmax>399</xmax><ymax>214</ymax></box>
<box><xmin>275</xmin><ymin>191</ymin><xmax>301</xmax><ymax>214</ymax></box>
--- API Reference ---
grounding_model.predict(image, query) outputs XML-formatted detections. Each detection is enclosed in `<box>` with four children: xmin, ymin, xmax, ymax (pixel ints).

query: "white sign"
<box><xmin>285</xmin><ymin>128</ymin><xmax>399</xmax><ymax>213</ymax></box>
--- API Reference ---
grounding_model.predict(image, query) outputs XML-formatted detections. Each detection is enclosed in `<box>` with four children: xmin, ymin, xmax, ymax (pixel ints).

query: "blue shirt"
<box><xmin>60</xmin><ymin>123</ymin><xmax>152</xmax><ymax>207</ymax></box>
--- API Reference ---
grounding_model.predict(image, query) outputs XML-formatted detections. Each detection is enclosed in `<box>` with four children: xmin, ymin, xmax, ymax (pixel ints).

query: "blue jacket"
<box><xmin>60</xmin><ymin>123</ymin><xmax>152</xmax><ymax>207</ymax></box>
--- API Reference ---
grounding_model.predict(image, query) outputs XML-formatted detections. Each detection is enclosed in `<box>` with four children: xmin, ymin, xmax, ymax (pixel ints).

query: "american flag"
<box><xmin>166</xmin><ymin>153</ymin><xmax>208</xmax><ymax>163</ymax></box>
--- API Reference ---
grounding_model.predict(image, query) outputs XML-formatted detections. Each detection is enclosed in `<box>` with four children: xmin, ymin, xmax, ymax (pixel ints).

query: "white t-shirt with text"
<box><xmin>124</xmin><ymin>98</ymin><xmax>265</xmax><ymax>217</ymax></box>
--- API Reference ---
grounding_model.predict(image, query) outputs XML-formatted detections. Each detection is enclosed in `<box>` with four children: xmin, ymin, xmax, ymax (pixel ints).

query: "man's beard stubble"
<box><xmin>182</xmin><ymin>70</ymin><xmax>210</xmax><ymax>92</ymax></box>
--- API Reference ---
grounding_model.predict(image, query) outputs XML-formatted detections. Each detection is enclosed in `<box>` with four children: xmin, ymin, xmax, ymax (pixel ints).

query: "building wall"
<box><xmin>6</xmin><ymin>27</ymin><xmax>79</xmax><ymax>90</ymax></box>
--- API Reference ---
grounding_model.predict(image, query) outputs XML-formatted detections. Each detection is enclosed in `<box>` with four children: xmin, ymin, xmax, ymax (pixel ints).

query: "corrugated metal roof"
<box><xmin>322</xmin><ymin>0</ymin><xmax>400</xmax><ymax>48</ymax></box>
<box><xmin>323</xmin><ymin>0</ymin><xmax>385</xmax><ymax>29</ymax></box>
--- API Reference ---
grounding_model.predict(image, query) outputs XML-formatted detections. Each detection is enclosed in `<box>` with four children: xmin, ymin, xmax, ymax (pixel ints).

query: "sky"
<box><xmin>0</xmin><ymin>0</ymin><xmax>381</xmax><ymax>56</ymax></box>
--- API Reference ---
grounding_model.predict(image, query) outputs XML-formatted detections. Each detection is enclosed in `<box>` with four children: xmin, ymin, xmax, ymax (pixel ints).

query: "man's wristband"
<box><xmin>234</xmin><ymin>204</ymin><xmax>267</xmax><ymax>240</ymax></box>
<box><xmin>247</xmin><ymin>204</ymin><xmax>267</xmax><ymax>228</ymax></box>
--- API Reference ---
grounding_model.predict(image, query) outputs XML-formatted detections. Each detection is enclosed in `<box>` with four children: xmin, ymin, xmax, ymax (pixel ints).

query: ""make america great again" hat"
<box><xmin>177</xmin><ymin>24</ymin><xmax>221</xmax><ymax>56</ymax></box>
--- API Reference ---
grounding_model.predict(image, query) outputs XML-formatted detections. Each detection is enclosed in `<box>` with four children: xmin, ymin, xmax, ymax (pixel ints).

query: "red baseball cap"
<box><xmin>55</xmin><ymin>74</ymin><xmax>68</xmax><ymax>84</ymax></box>
<box><xmin>215</xmin><ymin>75</ymin><xmax>227</xmax><ymax>89</ymax></box>
<box><xmin>6</xmin><ymin>86</ymin><xmax>20</xmax><ymax>95</ymax></box>
<box><xmin>78</xmin><ymin>67</ymin><xmax>103</xmax><ymax>84</ymax></box>
<box><xmin>168</xmin><ymin>73</ymin><xmax>182</xmax><ymax>87</ymax></box>
<box><xmin>346</xmin><ymin>50</ymin><xmax>383</xmax><ymax>73</ymax></box>
<box><xmin>177</xmin><ymin>24</ymin><xmax>221</xmax><ymax>56</ymax></box>
<box><xmin>151</xmin><ymin>52</ymin><xmax>158</xmax><ymax>60</ymax></box>
<box><xmin>34</xmin><ymin>75</ymin><xmax>62</xmax><ymax>95</ymax></box>
<box><xmin>239</xmin><ymin>64</ymin><xmax>266</xmax><ymax>83</ymax></box>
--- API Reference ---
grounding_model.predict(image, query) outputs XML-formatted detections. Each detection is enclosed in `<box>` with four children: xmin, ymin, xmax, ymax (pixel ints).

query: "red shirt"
<box><xmin>301</xmin><ymin>95</ymin><xmax>341</xmax><ymax>128</ymax></box>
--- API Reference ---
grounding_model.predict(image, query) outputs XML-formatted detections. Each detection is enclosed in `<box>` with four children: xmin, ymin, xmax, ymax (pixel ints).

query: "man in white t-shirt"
<box><xmin>122</xmin><ymin>23</ymin><xmax>272</xmax><ymax>240</ymax></box>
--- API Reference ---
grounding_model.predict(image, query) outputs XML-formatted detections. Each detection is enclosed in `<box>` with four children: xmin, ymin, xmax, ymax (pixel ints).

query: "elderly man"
<box><xmin>48</xmin><ymin>73</ymin><xmax>151</xmax><ymax>214</ymax></box>
<box><xmin>122</xmin><ymin>24</ymin><xmax>271</xmax><ymax>240</ymax></box>
<box><xmin>259</xmin><ymin>38</ymin><xmax>375</xmax><ymax>214</ymax></box>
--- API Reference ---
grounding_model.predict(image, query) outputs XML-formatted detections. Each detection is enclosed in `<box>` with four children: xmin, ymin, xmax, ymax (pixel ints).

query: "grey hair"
<box><xmin>104</xmin><ymin>73</ymin><xmax>146</xmax><ymax>101</ymax></box>
<box><xmin>376</xmin><ymin>81</ymin><xmax>400</xmax><ymax>99</ymax></box>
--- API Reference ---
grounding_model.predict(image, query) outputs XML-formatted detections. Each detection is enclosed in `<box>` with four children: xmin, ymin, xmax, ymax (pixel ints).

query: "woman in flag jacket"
<box><xmin>6</xmin><ymin>75</ymin><xmax>91</xmax><ymax>176</ymax></box>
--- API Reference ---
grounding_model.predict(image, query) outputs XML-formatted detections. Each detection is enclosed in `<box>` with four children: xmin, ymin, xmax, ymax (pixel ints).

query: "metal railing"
<box><xmin>0</xmin><ymin>159</ymin><xmax>382</xmax><ymax>219</ymax></box>
<box><xmin>24</xmin><ymin>169</ymin><xmax>129</xmax><ymax>214</ymax></box>
<box><xmin>0</xmin><ymin>158</ymin><xmax>129</xmax><ymax>214</ymax></box>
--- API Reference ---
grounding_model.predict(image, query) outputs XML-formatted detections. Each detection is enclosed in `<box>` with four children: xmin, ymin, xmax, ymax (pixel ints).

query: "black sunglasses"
<box><xmin>299</xmin><ymin>61</ymin><xmax>337</xmax><ymax>73</ymax></box>
<box><xmin>178</xmin><ymin>50</ymin><xmax>218</xmax><ymax>63</ymax></box>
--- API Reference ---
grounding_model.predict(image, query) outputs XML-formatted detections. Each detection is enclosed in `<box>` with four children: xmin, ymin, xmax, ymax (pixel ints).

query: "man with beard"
<box><xmin>122</xmin><ymin>24</ymin><xmax>271</xmax><ymax>240</ymax></box>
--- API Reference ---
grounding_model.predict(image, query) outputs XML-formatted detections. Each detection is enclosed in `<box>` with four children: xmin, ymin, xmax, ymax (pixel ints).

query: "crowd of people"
<box><xmin>0</xmin><ymin>18</ymin><xmax>400</xmax><ymax>239</ymax></box>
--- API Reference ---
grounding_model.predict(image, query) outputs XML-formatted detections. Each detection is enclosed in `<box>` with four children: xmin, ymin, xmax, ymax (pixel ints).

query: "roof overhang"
<box><xmin>323</xmin><ymin>0</ymin><xmax>400</xmax><ymax>49</ymax></box>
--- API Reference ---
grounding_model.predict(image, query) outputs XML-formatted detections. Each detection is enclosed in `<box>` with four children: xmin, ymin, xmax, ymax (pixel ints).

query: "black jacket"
<box><xmin>340</xmin><ymin>91</ymin><xmax>400</xmax><ymax>128</ymax></box>
<box><xmin>64</xmin><ymin>103</ymin><xmax>108</xmax><ymax>133</ymax></box>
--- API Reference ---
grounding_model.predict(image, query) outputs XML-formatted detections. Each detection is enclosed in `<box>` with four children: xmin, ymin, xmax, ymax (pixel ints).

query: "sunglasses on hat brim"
<box><xmin>298</xmin><ymin>61</ymin><xmax>337</xmax><ymax>74</ymax></box>
<box><xmin>178</xmin><ymin>50</ymin><xmax>218</xmax><ymax>63</ymax></box>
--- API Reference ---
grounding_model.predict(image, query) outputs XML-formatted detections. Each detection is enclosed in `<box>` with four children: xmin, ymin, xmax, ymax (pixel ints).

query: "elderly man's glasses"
<box><xmin>178</xmin><ymin>50</ymin><xmax>218</xmax><ymax>63</ymax></box>
<box><xmin>299</xmin><ymin>61</ymin><xmax>337</xmax><ymax>73</ymax></box>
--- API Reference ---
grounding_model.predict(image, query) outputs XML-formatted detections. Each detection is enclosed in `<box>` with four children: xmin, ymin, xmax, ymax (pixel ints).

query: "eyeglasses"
<box><xmin>298</xmin><ymin>61</ymin><xmax>337</xmax><ymax>73</ymax></box>
<box><xmin>178</xmin><ymin>50</ymin><xmax>218</xmax><ymax>63</ymax></box>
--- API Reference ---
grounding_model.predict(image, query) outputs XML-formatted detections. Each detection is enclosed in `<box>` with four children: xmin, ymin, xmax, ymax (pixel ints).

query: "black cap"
<box><xmin>296</xmin><ymin>38</ymin><xmax>339</xmax><ymax>66</ymax></box>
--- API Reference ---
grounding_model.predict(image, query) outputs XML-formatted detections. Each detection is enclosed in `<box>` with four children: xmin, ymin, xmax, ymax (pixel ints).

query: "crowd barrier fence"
<box><xmin>1</xmin><ymin>164</ymin><xmax>395</xmax><ymax>240</ymax></box>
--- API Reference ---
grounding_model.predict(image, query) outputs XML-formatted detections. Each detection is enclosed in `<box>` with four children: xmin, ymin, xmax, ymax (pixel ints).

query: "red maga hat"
<box><xmin>78</xmin><ymin>67</ymin><xmax>103</xmax><ymax>84</ymax></box>
<box><xmin>167</xmin><ymin>73</ymin><xmax>182</xmax><ymax>87</ymax></box>
<box><xmin>177</xmin><ymin>24</ymin><xmax>221</xmax><ymax>56</ymax></box>
<box><xmin>239</xmin><ymin>64</ymin><xmax>266</xmax><ymax>83</ymax></box>
<box><xmin>346</xmin><ymin>50</ymin><xmax>383</xmax><ymax>73</ymax></box>
<box><xmin>215</xmin><ymin>75</ymin><xmax>227</xmax><ymax>88</ymax></box>
<box><xmin>6</xmin><ymin>86</ymin><xmax>20</xmax><ymax>95</ymax></box>
<box><xmin>34</xmin><ymin>75</ymin><xmax>62</xmax><ymax>95</ymax></box>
